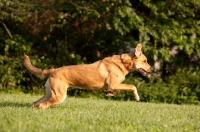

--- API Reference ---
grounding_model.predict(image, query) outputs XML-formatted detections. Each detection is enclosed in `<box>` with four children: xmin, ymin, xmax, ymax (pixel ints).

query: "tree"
<box><xmin>0</xmin><ymin>0</ymin><xmax>200</xmax><ymax>104</ymax></box>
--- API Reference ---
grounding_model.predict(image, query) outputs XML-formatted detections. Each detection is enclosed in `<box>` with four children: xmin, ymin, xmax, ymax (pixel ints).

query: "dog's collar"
<box><xmin>120</xmin><ymin>55</ymin><xmax>130</xmax><ymax>71</ymax></box>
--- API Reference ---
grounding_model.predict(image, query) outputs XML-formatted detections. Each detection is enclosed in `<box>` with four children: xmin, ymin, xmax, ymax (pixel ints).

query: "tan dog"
<box><xmin>24</xmin><ymin>44</ymin><xmax>151</xmax><ymax>109</ymax></box>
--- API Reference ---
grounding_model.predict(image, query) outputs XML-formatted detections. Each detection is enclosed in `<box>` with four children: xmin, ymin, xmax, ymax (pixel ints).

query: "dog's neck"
<box><xmin>120</xmin><ymin>55</ymin><xmax>131</xmax><ymax>71</ymax></box>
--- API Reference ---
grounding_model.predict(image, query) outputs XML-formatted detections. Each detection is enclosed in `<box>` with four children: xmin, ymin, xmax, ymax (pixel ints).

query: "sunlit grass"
<box><xmin>0</xmin><ymin>93</ymin><xmax>199</xmax><ymax>132</ymax></box>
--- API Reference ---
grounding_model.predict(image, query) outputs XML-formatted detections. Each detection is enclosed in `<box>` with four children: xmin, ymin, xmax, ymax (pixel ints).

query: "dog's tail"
<box><xmin>23</xmin><ymin>54</ymin><xmax>56</xmax><ymax>79</ymax></box>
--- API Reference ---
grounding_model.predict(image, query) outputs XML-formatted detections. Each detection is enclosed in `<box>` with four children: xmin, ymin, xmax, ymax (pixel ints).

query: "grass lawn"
<box><xmin>0</xmin><ymin>93</ymin><xmax>199</xmax><ymax>132</ymax></box>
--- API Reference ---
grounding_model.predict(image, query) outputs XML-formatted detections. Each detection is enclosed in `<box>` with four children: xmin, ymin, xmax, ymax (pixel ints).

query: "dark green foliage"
<box><xmin>0</xmin><ymin>0</ymin><xmax>200</xmax><ymax>104</ymax></box>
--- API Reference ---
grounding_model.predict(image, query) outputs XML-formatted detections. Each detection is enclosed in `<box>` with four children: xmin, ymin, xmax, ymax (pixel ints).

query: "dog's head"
<box><xmin>121</xmin><ymin>43</ymin><xmax>152</xmax><ymax>76</ymax></box>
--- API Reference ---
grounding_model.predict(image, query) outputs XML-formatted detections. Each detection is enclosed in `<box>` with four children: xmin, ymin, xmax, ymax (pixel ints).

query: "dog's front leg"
<box><xmin>107</xmin><ymin>74</ymin><xmax>139</xmax><ymax>101</ymax></box>
<box><xmin>108</xmin><ymin>84</ymin><xmax>140</xmax><ymax>101</ymax></box>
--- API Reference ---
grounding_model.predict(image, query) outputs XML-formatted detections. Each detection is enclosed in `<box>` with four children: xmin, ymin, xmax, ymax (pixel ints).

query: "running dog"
<box><xmin>24</xmin><ymin>43</ymin><xmax>151</xmax><ymax>109</ymax></box>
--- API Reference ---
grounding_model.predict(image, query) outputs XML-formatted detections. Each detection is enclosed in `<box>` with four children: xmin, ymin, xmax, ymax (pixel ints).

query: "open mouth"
<box><xmin>138</xmin><ymin>68</ymin><xmax>147</xmax><ymax>76</ymax></box>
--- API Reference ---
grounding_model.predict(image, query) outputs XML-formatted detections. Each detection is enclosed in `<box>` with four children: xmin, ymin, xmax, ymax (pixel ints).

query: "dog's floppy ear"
<box><xmin>134</xmin><ymin>43</ymin><xmax>142</xmax><ymax>57</ymax></box>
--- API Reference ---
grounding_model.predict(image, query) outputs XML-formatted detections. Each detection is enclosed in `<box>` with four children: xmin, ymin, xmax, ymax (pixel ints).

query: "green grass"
<box><xmin>0</xmin><ymin>94</ymin><xmax>200</xmax><ymax>132</ymax></box>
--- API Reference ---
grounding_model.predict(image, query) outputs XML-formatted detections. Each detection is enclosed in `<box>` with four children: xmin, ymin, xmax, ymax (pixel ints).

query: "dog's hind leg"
<box><xmin>38</xmin><ymin>78</ymin><xmax>68</xmax><ymax>109</ymax></box>
<box><xmin>31</xmin><ymin>79</ymin><xmax>51</xmax><ymax>108</ymax></box>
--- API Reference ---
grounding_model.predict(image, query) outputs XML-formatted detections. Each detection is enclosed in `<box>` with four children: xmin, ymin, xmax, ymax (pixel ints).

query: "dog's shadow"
<box><xmin>0</xmin><ymin>101</ymin><xmax>30</xmax><ymax>108</ymax></box>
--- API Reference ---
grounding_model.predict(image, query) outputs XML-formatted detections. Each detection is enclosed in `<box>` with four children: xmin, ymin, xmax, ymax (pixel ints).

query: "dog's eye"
<box><xmin>144</xmin><ymin>60</ymin><xmax>147</xmax><ymax>63</ymax></box>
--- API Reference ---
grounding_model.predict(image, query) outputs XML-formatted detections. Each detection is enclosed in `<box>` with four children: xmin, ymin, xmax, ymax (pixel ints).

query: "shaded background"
<box><xmin>0</xmin><ymin>0</ymin><xmax>200</xmax><ymax>104</ymax></box>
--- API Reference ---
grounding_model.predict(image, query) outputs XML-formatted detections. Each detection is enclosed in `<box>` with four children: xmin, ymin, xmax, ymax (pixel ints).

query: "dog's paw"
<box><xmin>105</xmin><ymin>91</ymin><xmax>115</xmax><ymax>96</ymax></box>
<box><xmin>135</xmin><ymin>95</ymin><xmax>140</xmax><ymax>101</ymax></box>
<box><xmin>38</xmin><ymin>102</ymin><xmax>49</xmax><ymax>109</ymax></box>
<box><xmin>105</xmin><ymin>90</ymin><xmax>120</xmax><ymax>96</ymax></box>
<box><xmin>31</xmin><ymin>102</ymin><xmax>36</xmax><ymax>108</ymax></box>
<box><xmin>105</xmin><ymin>93</ymin><xmax>115</xmax><ymax>96</ymax></box>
